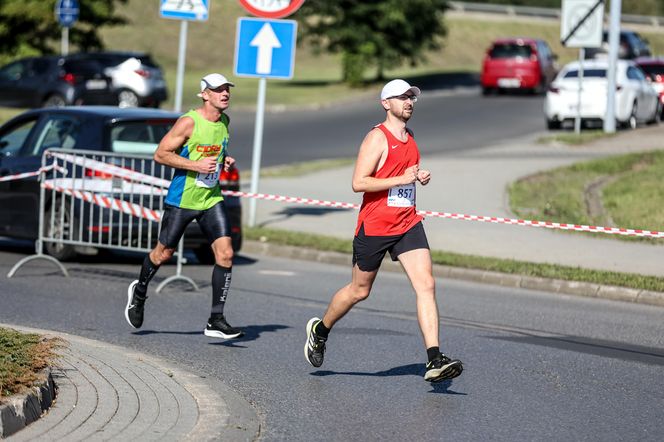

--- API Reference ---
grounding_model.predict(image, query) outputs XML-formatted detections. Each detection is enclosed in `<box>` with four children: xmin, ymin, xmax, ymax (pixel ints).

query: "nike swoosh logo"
<box><xmin>391</xmin><ymin>145</ymin><xmax>398</xmax><ymax>149</ymax></box>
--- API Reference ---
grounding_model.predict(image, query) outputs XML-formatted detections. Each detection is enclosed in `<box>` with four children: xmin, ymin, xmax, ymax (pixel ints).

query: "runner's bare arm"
<box><xmin>153</xmin><ymin>117</ymin><xmax>217</xmax><ymax>173</ymax></box>
<box><xmin>352</xmin><ymin>129</ymin><xmax>418</xmax><ymax>193</ymax></box>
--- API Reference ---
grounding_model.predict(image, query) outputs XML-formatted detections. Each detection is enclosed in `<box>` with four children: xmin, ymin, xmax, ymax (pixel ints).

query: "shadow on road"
<box><xmin>311</xmin><ymin>363</ymin><xmax>466</xmax><ymax>394</ymax></box>
<box><xmin>208</xmin><ymin>323</ymin><xmax>290</xmax><ymax>348</ymax></box>
<box><xmin>489</xmin><ymin>334</ymin><xmax>664</xmax><ymax>366</ymax></box>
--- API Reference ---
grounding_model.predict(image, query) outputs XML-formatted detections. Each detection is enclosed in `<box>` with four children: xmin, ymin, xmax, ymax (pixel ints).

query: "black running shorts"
<box><xmin>158</xmin><ymin>202</ymin><xmax>230</xmax><ymax>248</ymax></box>
<box><xmin>352</xmin><ymin>221</ymin><xmax>430</xmax><ymax>272</ymax></box>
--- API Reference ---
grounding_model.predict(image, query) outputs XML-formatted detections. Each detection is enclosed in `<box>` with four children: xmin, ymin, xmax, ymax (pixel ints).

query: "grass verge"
<box><xmin>509</xmin><ymin>150</ymin><xmax>664</xmax><ymax>241</ymax></box>
<box><xmin>0</xmin><ymin>328</ymin><xmax>62</xmax><ymax>400</ymax></box>
<box><xmin>249</xmin><ymin>158</ymin><xmax>355</xmax><ymax>179</ymax></box>
<box><xmin>537</xmin><ymin>130</ymin><xmax>616</xmax><ymax>146</ymax></box>
<box><xmin>244</xmin><ymin>226</ymin><xmax>664</xmax><ymax>292</ymax></box>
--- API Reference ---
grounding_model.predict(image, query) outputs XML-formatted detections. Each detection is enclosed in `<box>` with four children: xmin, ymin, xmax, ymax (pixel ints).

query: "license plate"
<box><xmin>86</xmin><ymin>79</ymin><xmax>107</xmax><ymax>90</ymax></box>
<box><xmin>498</xmin><ymin>78</ymin><xmax>521</xmax><ymax>88</ymax></box>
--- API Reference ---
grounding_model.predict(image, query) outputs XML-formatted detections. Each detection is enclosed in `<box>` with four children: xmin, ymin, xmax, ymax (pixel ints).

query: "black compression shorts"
<box><xmin>158</xmin><ymin>202</ymin><xmax>230</xmax><ymax>248</ymax></box>
<box><xmin>352</xmin><ymin>221</ymin><xmax>430</xmax><ymax>272</ymax></box>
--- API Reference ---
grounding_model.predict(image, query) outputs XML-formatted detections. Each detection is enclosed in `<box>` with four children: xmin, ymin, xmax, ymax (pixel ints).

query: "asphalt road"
<box><xmin>1</xmin><ymin>247</ymin><xmax>663</xmax><ymax>441</ymax></box>
<box><xmin>227</xmin><ymin>91</ymin><xmax>547</xmax><ymax>168</ymax></box>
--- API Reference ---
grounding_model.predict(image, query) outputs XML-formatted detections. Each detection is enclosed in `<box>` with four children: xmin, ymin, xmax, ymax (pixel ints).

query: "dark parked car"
<box><xmin>585</xmin><ymin>30</ymin><xmax>652</xmax><ymax>60</ymax></box>
<box><xmin>480</xmin><ymin>37</ymin><xmax>558</xmax><ymax>95</ymax></box>
<box><xmin>0</xmin><ymin>107</ymin><xmax>242</xmax><ymax>261</ymax></box>
<box><xmin>71</xmin><ymin>51</ymin><xmax>168</xmax><ymax>108</ymax></box>
<box><xmin>0</xmin><ymin>56</ymin><xmax>117</xmax><ymax>108</ymax></box>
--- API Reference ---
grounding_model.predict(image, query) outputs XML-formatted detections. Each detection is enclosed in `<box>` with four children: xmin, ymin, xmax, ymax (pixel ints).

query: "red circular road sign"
<box><xmin>238</xmin><ymin>0</ymin><xmax>305</xmax><ymax>18</ymax></box>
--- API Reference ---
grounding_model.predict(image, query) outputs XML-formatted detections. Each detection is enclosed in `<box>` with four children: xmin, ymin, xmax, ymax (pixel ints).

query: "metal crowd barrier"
<box><xmin>8</xmin><ymin>148</ymin><xmax>198</xmax><ymax>293</ymax></box>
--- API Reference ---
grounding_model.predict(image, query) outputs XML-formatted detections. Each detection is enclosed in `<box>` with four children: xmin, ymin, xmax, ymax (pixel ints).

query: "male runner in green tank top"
<box><xmin>124</xmin><ymin>73</ymin><xmax>242</xmax><ymax>339</ymax></box>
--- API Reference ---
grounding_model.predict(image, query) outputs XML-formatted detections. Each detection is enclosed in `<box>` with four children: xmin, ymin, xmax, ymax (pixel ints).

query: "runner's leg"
<box><xmin>321</xmin><ymin>265</ymin><xmax>379</xmax><ymax>329</ymax></box>
<box><xmin>397</xmin><ymin>248</ymin><xmax>439</xmax><ymax>349</ymax></box>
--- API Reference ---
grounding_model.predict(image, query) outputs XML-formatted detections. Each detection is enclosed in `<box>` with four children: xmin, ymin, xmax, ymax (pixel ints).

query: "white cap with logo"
<box><xmin>197</xmin><ymin>73</ymin><xmax>235</xmax><ymax>97</ymax></box>
<box><xmin>380</xmin><ymin>79</ymin><xmax>421</xmax><ymax>101</ymax></box>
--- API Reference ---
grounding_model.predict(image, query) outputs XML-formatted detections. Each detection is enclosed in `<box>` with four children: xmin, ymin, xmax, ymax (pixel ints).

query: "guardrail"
<box><xmin>448</xmin><ymin>1</ymin><xmax>664</xmax><ymax>28</ymax></box>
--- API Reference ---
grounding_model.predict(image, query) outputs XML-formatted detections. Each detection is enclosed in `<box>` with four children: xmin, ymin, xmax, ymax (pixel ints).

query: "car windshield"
<box><xmin>638</xmin><ymin>64</ymin><xmax>664</xmax><ymax>79</ymax></box>
<box><xmin>489</xmin><ymin>43</ymin><xmax>533</xmax><ymax>59</ymax></box>
<box><xmin>563</xmin><ymin>69</ymin><xmax>607</xmax><ymax>78</ymax></box>
<box><xmin>110</xmin><ymin>120</ymin><xmax>174</xmax><ymax>155</ymax></box>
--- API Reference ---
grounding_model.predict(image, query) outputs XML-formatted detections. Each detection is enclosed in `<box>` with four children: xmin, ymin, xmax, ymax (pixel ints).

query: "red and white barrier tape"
<box><xmin>0</xmin><ymin>164</ymin><xmax>66</xmax><ymax>182</ymax></box>
<box><xmin>49</xmin><ymin>152</ymin><xmax>171</xmax><ymax>188</ymax></box>
<box><xmin>43</xmin><ymin>182</ymin><xmax>162</xmax><ymax>222</ymax></box>
<box><xmin>221</xmin><ymin>190</ymin><xmax>664</xmax><ymax>239</ymax></box>
<box><xmin>30</xmin><ymin>157</ymin><xmax>663</xmax><ymax>239</ymax></box>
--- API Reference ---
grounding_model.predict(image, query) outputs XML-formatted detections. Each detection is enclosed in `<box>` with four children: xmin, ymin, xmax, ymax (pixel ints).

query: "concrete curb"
<box><xmin>242</xmin><ymin>240</ymin><xmax>664</xmax><ymax>307</ymax></box>
<box><xmin>0</xmin><ymin>369</ymin><xmax>56</xmax><ymax>438</ymax></box>
<box><xmin>0</xmin><ymin>325</ymin><xmax>261</xmax><ymax>441</ymax></box>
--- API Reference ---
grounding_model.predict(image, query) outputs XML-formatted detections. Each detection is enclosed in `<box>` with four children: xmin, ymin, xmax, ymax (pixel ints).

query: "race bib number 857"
<box><xmin>387</xmin><ymin>183</ymin><xmax>415</xmax><ymax>207</ymax></box>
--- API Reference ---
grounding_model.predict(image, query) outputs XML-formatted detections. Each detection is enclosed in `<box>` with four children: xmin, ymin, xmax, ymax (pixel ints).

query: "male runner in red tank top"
<box><xmin>304</xmin><ymin>79</ymin><xmax>463</xmax><ymax>383</ymax></box>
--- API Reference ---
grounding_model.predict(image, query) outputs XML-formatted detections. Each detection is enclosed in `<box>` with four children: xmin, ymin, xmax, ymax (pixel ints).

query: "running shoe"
<box><xmin>125</xmin><ymin>280</ymin><xmax>147</xmax><ymax>329</ymax></box>
<box><xmin>204</xmin><ymin>315</ymin><xmax>243</xmax><ymax>339</ymax></box>
<box><xmin>424</xmin><ymin>354</ymin><xmax>463</xmax><ymax>382</ymax></box>
<box><xmin>304</xmin><ymin>317</ymin><xmax>327</xmax><ymax>368</ymax></box>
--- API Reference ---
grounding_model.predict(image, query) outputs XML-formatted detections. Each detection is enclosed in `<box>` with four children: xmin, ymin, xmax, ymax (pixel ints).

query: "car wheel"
<box><xmin>42</xmin><ymin>94</ymin><xmax>66</xmax><ymax>108</ymax></box>
<box><xmin>481</xmin><ymin>87</ymin><xmax>493</xmax><ymax>96</ymax></box>
<box><xmin>43</xmin><ymin>203</ymin><xmax>77</xmax><ymax>261</ymax></box>
<box><xmin>118</xmin><ymin>89</ymin><xmax>140</xmax><ymax>108</ymax></box>
<box><xmin>546</xmin><ymin>119</ymin><xmax>561</xmax><ymax>130</ymax></box>
<box><xmin>624</xmin><ymin>102</ymin><xmax>637</xmax><ymax>130</ymax></box>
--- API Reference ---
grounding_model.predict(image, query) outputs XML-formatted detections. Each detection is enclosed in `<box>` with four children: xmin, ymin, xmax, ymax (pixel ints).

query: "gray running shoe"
<box><xmin>304</xmin><ymin>317</ymin><xmax>327</xmax><ymax>368</ymax></box>
<box><xmin>424</xmin><ymin>354</ymin><xmax>463</xmax><ymax>382</ymax></box>
<box><xmin>204</xmin><ymin>315</ymin><xmax>243</xmax><ymax>339</ymax></box>
<box><xmin>125</xmin><ymin>280</ymin><xmax>147</xmax><ymax>329</ymax></box>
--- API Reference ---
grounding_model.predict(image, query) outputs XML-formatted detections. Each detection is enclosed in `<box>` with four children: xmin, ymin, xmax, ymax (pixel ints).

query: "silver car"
<box><xmin>73</xmin><ymin>52</ymin><xmax>168</xmax><ymax>108</ymax></box>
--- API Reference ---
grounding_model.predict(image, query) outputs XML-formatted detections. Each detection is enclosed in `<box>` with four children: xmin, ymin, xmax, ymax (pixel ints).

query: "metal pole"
<box><xmin>604</xmin><ymin>0</ymin><xmax>622</xmax><ymax>133</ymax></box>
<box><xmin>248</xmin><ymin>77</ymin><xmax>267</xmax><ymax>227</ymax></box>
<box><xmin>174</xmin><ymin>20</ymin><xmax>188</xmax><ymax>112</ymax></box>
<box><xmin>575</xmin><ymin>48</ymin><xmax>585</xmax><ymax>134</ymax></box>
<box><xmin>61</xmin><ymin>27</ymin><xmax>69</xmax><ymax>56</ymax></box>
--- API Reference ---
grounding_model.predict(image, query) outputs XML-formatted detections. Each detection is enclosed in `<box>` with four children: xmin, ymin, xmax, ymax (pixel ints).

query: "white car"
<box><xmin>544</xmin><ymin>59</ymin><xmax>660</xmax><ymax>130</ymax></box>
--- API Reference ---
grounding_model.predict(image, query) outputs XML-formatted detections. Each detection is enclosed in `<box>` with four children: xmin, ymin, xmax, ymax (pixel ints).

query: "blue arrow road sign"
<box><xmin>234</xmin><ymin>17</ymin><xmax>297</xmax><ymax>79</ymax></box>
<box><xmin>160</xmin><ymin>0</ymin><xmax>209</xmax><ymax>22</ymax></box>
<box><xmin>55</xmin><ymin>0</ymin><xmax>79</xmax><ymax>28</ymax></box>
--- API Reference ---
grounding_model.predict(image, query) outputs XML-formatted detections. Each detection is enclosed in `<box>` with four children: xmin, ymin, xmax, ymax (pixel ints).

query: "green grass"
<box><xmin>538</xmin><ymin>130</ymin><xmax>617</xmax><ymax>146</ymax></box>
<box><xmin>245</xmin><ymin>226</ymin><xmax>664</xmax><ymax>292</ymax></box>
<box><xmin>0</xmin><ymin>328</ymin><xmax>61</xmax><ymax>399</ymax></box>
<box><xmin>509</xmin><ymin>150</ymin><xmax>664</xmax><ymax>239</ymax></box>
<box><xmin>254</xmin><ymin>158</ymin><xmax>356</xmax><ymax>179</ymax></box>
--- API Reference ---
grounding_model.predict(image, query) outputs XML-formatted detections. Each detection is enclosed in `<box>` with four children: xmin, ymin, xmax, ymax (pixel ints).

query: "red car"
<box><xmin>481</xmin><ymin>38</ymin><xmax>558</xmax><ymax>95</ymax></box>
<box><xmin>634</xmin><ymin>57</ymin><xmax>664</xmax><ymax>111</ymax></box>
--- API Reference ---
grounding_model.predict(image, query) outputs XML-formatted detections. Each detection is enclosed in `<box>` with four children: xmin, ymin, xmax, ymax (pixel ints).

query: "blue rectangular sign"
<box><xmin>234</xmin><ymin>17</ymin><xmax>297</xmax><ymax>79</ymax></box>
<box><xmin>160</xmin><ymin>0</ymin><xmax>209</xmax><ymax>22</ymax></box>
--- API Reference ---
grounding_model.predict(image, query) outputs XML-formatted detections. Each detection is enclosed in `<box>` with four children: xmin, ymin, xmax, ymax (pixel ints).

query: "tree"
<box><xmin>0</xmin><ymin>0</ymin><xmax>128</xmax><ymax>64</ymax></box>
<box><xmin>295</xmin><ymin>0</ymin><xmax>449</xmax><ymax>86</ymax></box>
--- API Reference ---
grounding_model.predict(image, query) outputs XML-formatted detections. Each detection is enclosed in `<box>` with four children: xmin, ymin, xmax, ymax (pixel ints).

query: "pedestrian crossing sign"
<box><xmin>160</xmin><ymin>0</ymin><xmax>209</xmax><ymax>22</ymax></box>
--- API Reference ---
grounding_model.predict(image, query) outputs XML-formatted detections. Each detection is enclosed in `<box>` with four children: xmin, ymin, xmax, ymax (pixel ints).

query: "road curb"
<box><xmin>242</xmin><ymin>240</ymin><xmax>664</xmax><ymax>307</ymax></box>
<box><xmin>0</xmin><ymin>325</ymin><xmax>261</xmax><ymax>441</ymax></box>
<box><xmin>0</xmin><ymin>369</ymin><xmax>56</xmax><ymax>438</ymax></box>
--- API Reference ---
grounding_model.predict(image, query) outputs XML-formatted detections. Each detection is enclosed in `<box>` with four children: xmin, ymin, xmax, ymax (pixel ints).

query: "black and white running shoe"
<box><xmin>125</xmin><ymin>280</ymin><xmax>147</xmax><ymax>329</ymax></box>
<box><xmin>304</xmin><ymin>317</ymin><xmax>327</xmax><ymax>368</ymax></box>
<box><xmin>424</xmin><ymin>354</ymin><xmax>463</xmax><ymax>382</ymax></box>
<box><xmin>204</xmin><ymin>315</ymin><xmax>243</xmax><ymax>339</ymax></box>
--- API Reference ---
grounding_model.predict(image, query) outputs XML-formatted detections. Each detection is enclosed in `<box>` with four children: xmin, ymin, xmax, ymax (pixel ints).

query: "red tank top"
<box><xmin>355</xmin><ymin>124</ymin><xmax>423</xmax><ymax>236</ymax></box>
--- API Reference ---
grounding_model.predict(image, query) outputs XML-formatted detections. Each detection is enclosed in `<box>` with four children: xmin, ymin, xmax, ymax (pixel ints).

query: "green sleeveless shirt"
<box><xmin>165</xmin><ymin>110</ymin><xmax>230</xmax><ymax>210</ymax></box>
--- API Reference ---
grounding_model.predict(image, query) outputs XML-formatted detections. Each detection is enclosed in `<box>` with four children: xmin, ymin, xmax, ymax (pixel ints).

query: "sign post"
<box><xmin>55</xmin><ymin>0</ymin><xmax>79</xmax><ymax>55</ymax></box>
<box><xmin>561</xmin><ymin>0</ymin><xmax>604</xmax><ymax>134</ymax></box>
<box><xmin>234</xmin><ymin>11</ymin><xmax>299</xmax><ymax>227</ymax></box>
<box><xmin>160</xmin><ymin>0</ymin><xmax>210</xmax><ymax>112</ymax></box>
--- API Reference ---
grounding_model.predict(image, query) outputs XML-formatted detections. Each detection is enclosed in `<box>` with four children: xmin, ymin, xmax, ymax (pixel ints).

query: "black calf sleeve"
<box><xmin>211</xmin><ymin>265</ymin><xmax>232</xmax><ymax>315</ymax></box>
<box><xmin>136</xmin><ymin>255</ymin><xmax>160</xmax><ymax>295</ymax></box>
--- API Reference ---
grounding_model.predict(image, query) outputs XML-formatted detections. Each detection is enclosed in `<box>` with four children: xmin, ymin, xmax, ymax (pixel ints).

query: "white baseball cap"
<box><xmin>380</xmin><ymin>79</ymin><xmax>421</xmax><ymax>101</ymax></box>
<box><xmin>197</xmin><ymin>73</ymin><xmax>235</xmax><ymax>97</ymax></box>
